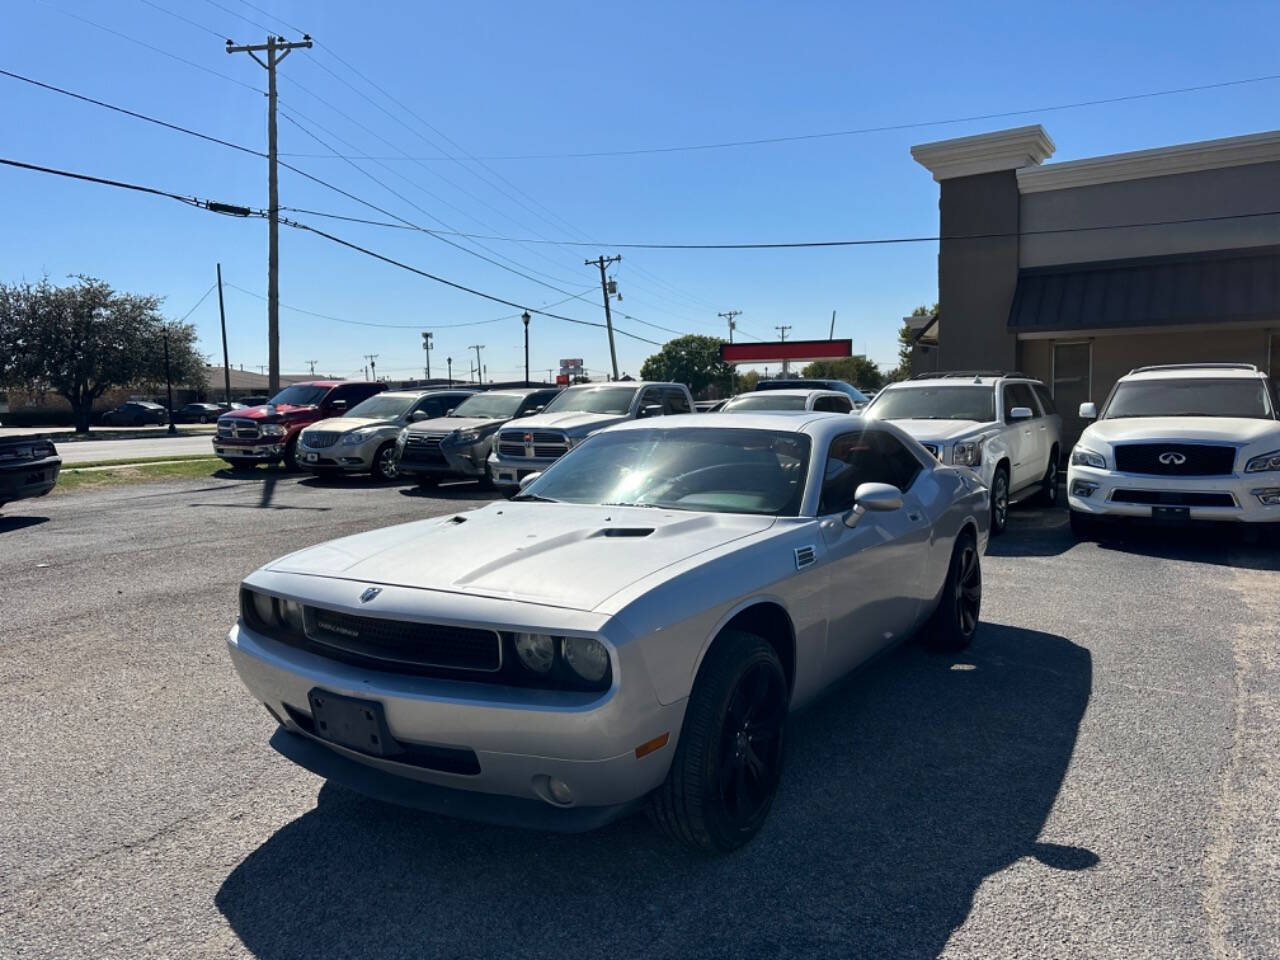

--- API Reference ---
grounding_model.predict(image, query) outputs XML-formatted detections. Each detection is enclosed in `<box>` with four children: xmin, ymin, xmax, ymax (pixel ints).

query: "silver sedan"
<box><xmin>226</xmin><ymin>413</ymin><xmax>989</xmax><ymax>851</ymax></box>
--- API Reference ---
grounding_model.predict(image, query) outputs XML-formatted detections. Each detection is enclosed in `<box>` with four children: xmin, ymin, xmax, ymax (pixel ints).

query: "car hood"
<box><xmin>408</xmin><ymin>416</ymin><xmax>504</xmax><ymax>434</ymax></box>
<box><xmin>509</xmin><ymin>411</ymin><xmax>628</xmax><ymax>434</ymax></box>
<box><xmin>1083</xmin><ymin>417</ymin><xmax>1280</xmax><ymax>446</ymax></box>
<box><xmin>305</xmin><ymin>417</ymin><xmax>394</xmax><ymax>433</ymax></box>
<box><xmin>267</xmin><ymin>502</ymin><xmax>775</xmax><ymax>612</ymax></box>
<box><xmin>884</xmin><ymin>419</ymin><xmax>987</xmax><ymax>443</ymax></box>
<box><xmin>222</xmin><ymin>403</ymin><xmax>314</xmax><ymax>423</ymax></box>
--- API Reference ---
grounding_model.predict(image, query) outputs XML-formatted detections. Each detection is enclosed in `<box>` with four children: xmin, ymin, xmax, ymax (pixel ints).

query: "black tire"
<box><xmin>371</xmin><ymin>442</ymin><xmax>399</xmax><ymax>482</ymax></box>
<box><xmin>416</xmin><ymin>475</ymin><xmax>439</xmax><ymax>489</ymax></box>
<box><xmin>922</xmin><ymin>529</ymin><xmax>981</xmax><ymax>652</ymax></box>
<box><xmin>1070</xmin><ymin>509</ymin><xmax>1100</xmax><ymax>541</ymax></box>
<box><xmin>649</xmin><ymin>630</ymin><xmax>788</xmax><ymax>853</ymax></box>
<box><xmin>282</xmin><ymin>437</ymin><xmax>300</xmax><ymax>472</ymax></box>
<box><xmin>477</xmin><ymin>466</ymin><xmax>495</xmax><ymax>491</ymax></box>
<box><xmin>199</xmin><ymin>415</ymin><xmax>209</xmax><ymax>424</ymax></box>
<box><xmin>990</xmin><ymin>464</ymin><xmax>1010</xmax><ymax>536</ymax></box>
<box><xmin>1036</xmin><ymin>447</ymin><xmax>1060</xmax><ymax>506</ymax></box>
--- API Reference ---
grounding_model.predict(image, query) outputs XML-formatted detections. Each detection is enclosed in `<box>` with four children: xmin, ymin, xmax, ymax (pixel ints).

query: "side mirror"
<box><xmin>1078</xmin><ymin>402</ymin><xmax>1097</xmax><ymax>420</ymax></box>
<box><xmin>638</xmin><ymin>403</ymin><xmax>664</xmax><ymax>419</ymax></box>
<box><xmin>409</xmin><ymin>411</ymin><xmax>428</xmax><ymax>422</ymax></box>
<box><xmin>445</xmin><ymin>408</ymin><xmax>456</xmax><ymax>416</ymax></box>
<box><xmin>329</xmin><ymin>399</ymin><xmax>347</xmax><ymax>412</ymax></box>
<box><xmin>518</xmin><ymin>472</ymin><xmax>542</xmax><ymax>490</ymax></box>
<box><xmin>1008</xmin><ymin>406</ymin><xmax>1033</xmax><ymax>421</ymax></box>
<box><xmin>842</xmin><ymin>482</ymin><xmax>904</xmax><ymax>528</ymax></box>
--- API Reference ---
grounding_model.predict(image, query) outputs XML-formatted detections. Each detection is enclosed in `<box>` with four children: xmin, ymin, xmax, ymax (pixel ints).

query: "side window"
<box><xmin>1003</xmin><ymin>383</ymin><xmax>1038</xmax><ymax>420</ymax></box>
<box><xmin>421</xmin><ymin>398</ymin><xmax>447</xmax><ymax>419</ymax></box>
<box><xmin>663</xmin><ymin>388</ymin><xmax>692</xmax><ymax>414</ymax></box>
<box><xmin>639</xmin><ymin>387</ymin><xmax>664</xmax><ymax>413</ymax></box>
<box><xmin>1032</xmin><ymin>383</ymin><xmax>1057</xmax><ymax>416</ymax></box>
<box><xmin>818</xmin><ymin>429</ymin><xmax>922</xmax><ymax>514</ymax></box>
<box><xmin>815</xmin><ymin>395</ymin><xmax>852</xmax><ymax>413</ymax></box>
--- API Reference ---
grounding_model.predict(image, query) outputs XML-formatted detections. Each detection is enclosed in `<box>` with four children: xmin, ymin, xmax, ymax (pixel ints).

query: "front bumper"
<box><xmin>213</xmin><ymin>437</ymin><xmax>285</xmax><ymax>462</ymax></box>
<box><xmin>398</xmin><ymin>440</ymin><xmax>490</xmax><ymax>478</ymax></box>
<box><xmin>1067</xmin><ymin>464</ymin><xmax>1280</xmax><ymax>523</ymax></box>
<box><xmin>226</xmin><ymin>620</ymin><xmax>685</xmax><ymax>820</ymax></box>
<box><xmin>297</xmin><ymin>436</ymin><xmax>381</xmax><ymax>473</ymax></box>
<box><xmin>0</xmin><ymin>456</ymin><xmax>61</xmax><ymax>502</ymax></box>
<box><xmin>488</xmin><ymin>450</ymin><xmax>562</xmax><ymax>487</ymax></box>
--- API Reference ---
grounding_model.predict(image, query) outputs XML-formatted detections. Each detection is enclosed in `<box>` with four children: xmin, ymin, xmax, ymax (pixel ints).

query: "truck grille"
<box><xmin>303</xmin><ymin>431</ymin><xmax>340</xmax><ymax>449</ymax></box>
<box><xmin>1113</xmin><ymin>443</ymin><xmax>1236</xmax><ymax>477</ymax></box>
<box><xmin>218</xmin><ymin>418</ymin><xmax>260</xmax><ymax>440</ymax></box>
<box><xmin>304</xmin><ymin>608</ymin><xmax>502</xmax><ymax>673</ymax></box>
<box><xmin>496</xmin><ymin>429</ymin><xmax>569</xmax><ymax>461</ymax></box>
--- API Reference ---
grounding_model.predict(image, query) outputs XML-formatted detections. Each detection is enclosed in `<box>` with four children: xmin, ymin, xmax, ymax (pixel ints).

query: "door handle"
<box><xmin>907</xmin><ymin>512</ymin><xmax>922</xmax><ymax>522</ymax></box>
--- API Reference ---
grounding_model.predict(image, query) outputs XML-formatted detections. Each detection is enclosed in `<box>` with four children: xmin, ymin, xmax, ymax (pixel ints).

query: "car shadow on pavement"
<box><xmin>1093</xmin><ymin>524</ymin><xmax>1280</xmax><ymax>572</ymax></box>
<box><xmin>398</xmin><ymin>481</ymin><xmax>499</xmax><ymax>502</ymax></box>
<box><xmin>0</xmin><ymin>514</ymin><xmax>49</xmax><ymax>533</ymax></box>
<box><xmin>217</xmin><ymin>624</ymin><xmax>1094</xmax><ymax>960</ymax></box>
<box><xmin>986</xmin><ymin>505</ymin><xmax>1074</xmax><ymax>558</ymax></box>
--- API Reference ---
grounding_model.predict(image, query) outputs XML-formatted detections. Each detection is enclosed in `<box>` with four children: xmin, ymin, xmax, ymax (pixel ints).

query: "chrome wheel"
<box><xmin>375</xmin><ymin>444</ymin><xmax>399</xmax><ymax>481</ymax></box>
<box><xmin>954</xmin><ymin>542</ymin><xmax>982</xmax><ymax>638</ymax></box>
<box><xmin>716</xmin><ymin>662</ymin><xmax>786</xmax><ymax>827</ymax></box>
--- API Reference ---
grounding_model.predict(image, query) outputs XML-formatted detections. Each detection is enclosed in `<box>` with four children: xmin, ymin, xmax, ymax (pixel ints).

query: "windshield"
<box><xmin>519</xmin><ymin>427</ymin><xmax>811</xmax><ymax>516</ymax></box>
<box><xmin>450</xmin><ymin>393</ymin><xmax>524</xmax><ymax>419</ymax></box>
<box><xmin>269</xmin><ymin>385</ymin><xmax>330</xmax><ymax>407</ymax></box>
<box><xmin>866</xmin><ymin>386</ymin><xmax>995</xmax><ymax>422</ymax></box>
<box><xmin>541</xmin><ymin>386</ymin><xmax>637</xmax><ymax>415</ymax></box>
<box><xmin>723</xmin><ymin>394</ymin><xmax>808</xmax><ymax>412</ymax></box>
<box><xmin>758</xmin><ymin>380</ymin><xmax>868</xmax><ymax>403</ymax></box>
<box><xmin>345</xmin><ymin>394</ymin><xmax>417</xmax><ymax>420</ymax></box>
<box><xmin>1103</xmin><ymin>379</ymin><xmax>1275</xmax><ymax>419</ymax></box>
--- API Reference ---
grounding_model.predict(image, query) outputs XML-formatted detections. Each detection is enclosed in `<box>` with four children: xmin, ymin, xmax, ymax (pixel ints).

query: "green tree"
<box><xmin>639</xmin><ymin>334</ymin><xmax>732</xmax><ymax>397</ymax></box>
<box><xmin>890</xmin><ymin>302</ymin><xmax>938</xmax><ymax>382</ymax></box>
<box><xmin>0</xmin><ymin>276</ymin><xmax>207</xmax><ymax>432</ymax></box>
<box><xmin>800</xmin><ymin>356</ymin><xmax>885</xmax><ymax>391</ymax></box>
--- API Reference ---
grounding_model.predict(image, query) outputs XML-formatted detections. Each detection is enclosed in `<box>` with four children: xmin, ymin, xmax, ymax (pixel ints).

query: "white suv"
<box><xmin>865</xmin><ymin>372</ymin><xmax>1063</xmax><ymax>535</ymax></box>
<box><xmin>1067</xmin><ymin>363</ymin><xmax>1280</xmax><ymax>537</ymax></box>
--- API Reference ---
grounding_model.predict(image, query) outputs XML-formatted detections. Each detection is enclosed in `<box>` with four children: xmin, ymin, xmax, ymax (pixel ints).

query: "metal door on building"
<box><xmin>1052</xmin><ymin>341</ymin><xmax>1092</xmax><ymax>451</ymax></box>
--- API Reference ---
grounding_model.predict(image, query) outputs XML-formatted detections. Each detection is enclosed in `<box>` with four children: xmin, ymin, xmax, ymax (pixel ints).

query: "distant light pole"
<box><xmin>162</xmin><ymin>327</ymin><xmax>176</xmax><ymax>435</ymax></box>
<box><xmin>421</xmin><ymin>330</ymin><xmax>433</xmax><ymax>380</ymax></box>
<box><xmin>447</xmin><ymin>356</ymin><xmax>453</xmax><ymax>384</ymax></box>
<box><xmin>521</xmin><ymin>311</ymin><xmax>531</xmax><ymax>384</ymax></box>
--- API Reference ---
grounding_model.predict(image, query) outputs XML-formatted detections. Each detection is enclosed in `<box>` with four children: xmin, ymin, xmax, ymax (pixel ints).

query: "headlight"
<box><xmin>260</xmin><ymin>423</ymin><xmax>284</xmax><ymax>437</ymax></box>
<box><xmin>341</xmin><ymin>430</ymin><xmax>372</xmax><ymax>445</ymax></box>
<box><xmin>250</xmin><ymin>590</ymin><xmax>276</xmax><ymax>626</ymax></box>
<box><xmin>279</xmin><ymin>598</ymin><xmax>305</xmax><ymax>632</ymax></box>
<box><xmin>563</xmin><ymin>636</ymin><xmax>610</xmax><ymax>683</ymax></box>
<box><xmin>244</xmin><ymin>588</ymin><xmax>305</xmax><ymax>637</ymax></box>
<box><xmin>1244</xmin><ymin>449</ymin><xmax>1280</xmax><ymax>473</ymax></box>
<box><xmin>1071</xmin><ymin>446</ymin><xmax>1107</xmax><ymax>469</ymax></box>
<box><xmin>953</xmin><ymin>438</ymin><xmax>984</xmax><ymax>467</ymax></box>
<box><xmin>452</xmin><ymin>431</ymin><xmax>482</xmax><ymax>445</ymax></box>
<box><xmin>513</xmin><ymin>633</ymin><xmax>555</xmax><ymax>674</ymax></box>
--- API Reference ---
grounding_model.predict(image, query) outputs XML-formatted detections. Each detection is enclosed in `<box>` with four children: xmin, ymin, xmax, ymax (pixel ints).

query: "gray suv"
<box><xmin>396</xmin><ymin>388</ymin><xmax>561</xmax><ymax>489</ymax></box>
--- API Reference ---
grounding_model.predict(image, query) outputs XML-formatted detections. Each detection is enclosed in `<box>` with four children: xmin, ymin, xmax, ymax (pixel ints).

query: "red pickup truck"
<box><xmin>212</xmin><ymin>380</ymin><xmax>385</xmax><ymax>470</ymax></box>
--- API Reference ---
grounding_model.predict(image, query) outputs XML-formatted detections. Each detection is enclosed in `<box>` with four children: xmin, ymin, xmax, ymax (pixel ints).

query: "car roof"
<box><xmin>562</xmin><ymin>381</ymin><xmax>679</xmax><ymax>390</ymax></box>
<box><xmin>602</xmin><ymin>411</ymin><xmax>870</xmax><ymax>440</ymax></box>
<box><xmin>728</xmin><ymin>388</ymin><xmax>844</xmax><ymax>399</ymax></box>
<box><xmin>885</xmin><ymin>376</ymin><xmax>1008</xmax><ymax>388</ymax></box>
<box><xmin>1122</xmin><ymin>364</ymin><xmax>1264</xmax><ymax>382</ymax></box>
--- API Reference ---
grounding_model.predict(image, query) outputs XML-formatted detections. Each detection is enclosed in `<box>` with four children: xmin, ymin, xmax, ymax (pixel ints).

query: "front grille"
<box><xmin>304</xmin><ymin>608</ymin><xmax>501</xmax><ymax>673</ymax></box>
<box><xmin>534</xmin><ymin>445</ymin><xmax>566</xmax><ymax>458</ymax></box>
<box><xmin>531</xmin><ymin>431</ymin><xmax>566</xmax><ymax>444</ymax></box>
<box><xmin>303</xmin><ymin>431</ymin><xmax>340</xmax><ymax>449</ymax></box>
<box><xmin>1111</xmin><ymin>489</ymin><xmax>1237</xmax><ymax>508</ymax></box>
<box><xmin>401</xmin><ymin>433</ymin><xmax>448</xmax><ymax>465</ymax></box>
<box><xmin>219</xmin><ymin>418</ymin><xmax>260</xmax><ymax>440</ymax></box>
<box><xmin>405</xmin><ymin>432</ymin><xmax>445</xmax><ymax>449</ymax></box>
<box><xmin>497</xmin><ymin>442</ymin><xmax>526</xmax><ymax>458</ymax></box>
<box><xmin>1113</xmin><ymin>443</ymin><xmax>1236</xmax><ymax>477</ymax></box>
<box><xmin>497</xmin><ymin>429</ymin><xmax>568</xmax><ymax>461</ymax></box>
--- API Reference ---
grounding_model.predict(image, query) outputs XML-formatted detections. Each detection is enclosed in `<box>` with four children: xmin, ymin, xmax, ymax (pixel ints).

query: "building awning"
<box><xmin>1008</xmin><ymin>245</ymin><xmax>1280</xmax><ymax>333</ymax></box>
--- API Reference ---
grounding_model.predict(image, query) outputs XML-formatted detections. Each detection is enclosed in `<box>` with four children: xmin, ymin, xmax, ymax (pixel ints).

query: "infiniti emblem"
<box><xmin>359</xmin><ymin>587</ymin><xmax>382</xmax><ymax>603</ymax></box>
<box><xmin>1158</xmin><ymin>451</ymin><xmax>1187</xmax><ymax>466</ymax></box>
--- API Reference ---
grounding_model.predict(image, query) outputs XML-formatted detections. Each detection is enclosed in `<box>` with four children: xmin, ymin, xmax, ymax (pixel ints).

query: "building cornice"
<box><xmin>911</xmin><ymin>125</ymin><xmax>1055</xmax><ymax>181</ymax></box>
<box><xmin>1017</xmin><ymin>129</ymin><xmax>1280</xmax><ymax>193</ymax></box>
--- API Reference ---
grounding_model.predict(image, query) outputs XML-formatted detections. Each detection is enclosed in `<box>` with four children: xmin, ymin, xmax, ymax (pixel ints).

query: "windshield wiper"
<box><xmin>601</xmin><ymin>500</ymin><xmax>661</xmax><ymax>508</ymax></box>
<box><xmin>510</xmin><ymin>493</ymin><xmax>558</xmax><ymax>503</ymax></box>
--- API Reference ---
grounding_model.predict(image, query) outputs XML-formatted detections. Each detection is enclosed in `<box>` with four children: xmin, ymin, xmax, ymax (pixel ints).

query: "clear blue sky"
<box><xmin>2</xmin><ymin>0</ymin><xmax>1277</xmax><ymax>383</ymax></box>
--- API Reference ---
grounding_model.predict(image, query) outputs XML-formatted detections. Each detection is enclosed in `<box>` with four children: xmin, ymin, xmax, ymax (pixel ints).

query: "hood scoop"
<box><xmin>594</xmin><ymin>527</ymin><xmax>654</xmax><ymax>538</ymax></box>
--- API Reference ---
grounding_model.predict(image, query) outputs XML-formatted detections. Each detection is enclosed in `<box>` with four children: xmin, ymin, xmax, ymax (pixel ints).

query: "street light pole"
<box><xmin>521</xmin><ymin>311</ymin><xmax>530</xmax><ymax>385</ymax></box>
<box><xmin>447</xmin><ymin>356</ymin><xmax>453</xmax><ymax>384</ymax></box>
<box><xmin>421</xmin><ymin>330</ymin><xmax>433</xmax><ymax>380</ymax></box>
<box><xmin>163</xmin><ymin>328</ymin><xmax>176</xmax><ymax>436</ymax></box>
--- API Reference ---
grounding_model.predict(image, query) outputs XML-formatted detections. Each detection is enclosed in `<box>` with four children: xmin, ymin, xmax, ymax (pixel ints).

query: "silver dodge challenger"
<box><xmin>227</xmin><ymin>413</ymin><xmax>989</xmax><ymax>851</ymax></box>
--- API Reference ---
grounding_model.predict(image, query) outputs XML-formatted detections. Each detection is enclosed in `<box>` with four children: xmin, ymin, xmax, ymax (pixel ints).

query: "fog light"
<box><xmin>1253</xmin><ymin>487</ymin><xmax>1280</xmax><ymax>505</ymax></box>
<box><xmin>547</xmin><ymin>778</ymin><xmax>573</xmax><ymax>805</ymax></box>
<box><xmin>1071</xmin><ymin>480</ymin><xmax>1098</xmax><ymax>498</ymax></box>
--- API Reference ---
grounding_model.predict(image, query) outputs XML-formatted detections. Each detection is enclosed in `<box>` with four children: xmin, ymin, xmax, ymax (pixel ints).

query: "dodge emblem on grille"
<box><xmin>359</xmin><ymin>587</ymin><xmax>382</xmax><ymax>603</ymax></box>
<box><xmin>1158</xmin><ymin>451</ymin><xmax>1187</xmax><ymax>466</ymax></box>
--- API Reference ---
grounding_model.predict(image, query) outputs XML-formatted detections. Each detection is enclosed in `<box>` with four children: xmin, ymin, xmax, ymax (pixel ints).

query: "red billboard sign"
<box><xmin>720</xmin><ymin>339</ymin><xmax>853</xmax><ymax>365</ymax></box>
<box><xmin>555</xmin><ymin>373</ymin><xmax>570</xmax><ymax>385</ymax></box>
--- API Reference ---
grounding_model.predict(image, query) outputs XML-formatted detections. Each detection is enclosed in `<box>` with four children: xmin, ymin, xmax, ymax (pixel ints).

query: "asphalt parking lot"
<box><xmin>2</xmin><ymin>473</ymin><xmax>1277</xmax><ymax>959</ymax></box>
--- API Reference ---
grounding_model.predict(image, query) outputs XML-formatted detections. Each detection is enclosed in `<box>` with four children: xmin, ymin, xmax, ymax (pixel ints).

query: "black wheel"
<box><xmin>1070</xmin><ymin>509</ymin><xmax>1099</xmax><ymax>541</ymax></box>
<box><xmin>1036</xmin><ymin>447</ymin><xmax>1059</xmax><ymax>506</ymax></box>
<box><xmin>199</xmin><ymin>415</ymin><xmax>209</xmax><ymax>424</ymax></box>
<box><xmin>416</xmin><ymin>475</ymin><xmax>439</xmax><ymax>489</ymax></box>
<box><xmin>923</xmin><ymin>530</ymin><xmax>981</xmax><ymax>651</ymax></box>
<box><xmin>371</xmin><ymin>442</ymin><xmax>399</xmax><ymax>481</ymax></box>
<box><xmin>282</xmin><ymin>437</ymin><xmax>300</xmax><ymax>472</ymax></box>
<box><xmin>649</xmin><ymin>630</ymin><xmax>788</xmax><ymax>853</ymax></box>
<box><xmin>477</xmin><ymin>466</ymin><xmax>495</xmax><ymax>491</ymax></box>
<box><xmin>990</xmin><ymin>465</ymin><xmax>1010</xmax><ymax>536</ymax></box>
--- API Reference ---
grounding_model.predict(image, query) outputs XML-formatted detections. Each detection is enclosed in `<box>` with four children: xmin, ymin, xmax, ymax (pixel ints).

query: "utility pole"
<box><xmin>718</xmin><ymin>310</ymin><xmax>741</xmax><ymax>343</ymax></box>
<box><xmin>226</xmin><ymin>32</ymin><xmax>312</xmax><ymax>396</ymax></box>
<box><xmin>421</xmin><ymin>331</ymin><xmax>433</xmax><ymax>380</ymax></box>
<box><xmin>163</xmin><ymin>327</ymin><xmax>176</xmax><ymax>436</ymax></box>
<box><xmin>586</xmin><ymin>255</ymin><xmax>622</xmax><ymax>380</ymax></box>
<box><xmin>521</xmin><ymin>311</ymin><xmax>531</xmax><ymax>384</ymax></box>
<box><xmin>306</xmin><ymin>360</ymin><xmax>317</xmax><ymax>375</ymax></box>
<box><xmin>829</xmin><ymin>310</ymin><xmax>837</xmax><ymax>340</ymax></box>
<box><xmin>216</xmin><ymin>263</ymin><xmax>231</xmax><ymax>405</ymax></box>
<box><xmin>363</xmin><ymin>353</ymin><xmax>379</xmax><ymax>381</ymax></box>
<box><xmin>776</xmin><ymin>324</ymin><xmax>792</xmax><ymax>375</ymax></box>
<box><xmin>469</xmin><ymin>344</ymin><xmax>485</xmax><ymax>386</ymax></box>
<box><xmin>447</xmin><ymin>356</ymin><xmax>453</xmax><ymax>384</ymax></box>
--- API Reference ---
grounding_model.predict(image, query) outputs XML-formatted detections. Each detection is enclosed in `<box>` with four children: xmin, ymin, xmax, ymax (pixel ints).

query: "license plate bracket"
<box><xmin>307</xmin><ymin>688</ymin><xmax>394</xmax><ymax>756</ymax></box>
<box><xmin>1151</xmin><ymin>505</ymin><xmax>1190</xmax><ymax>523</ymax></box>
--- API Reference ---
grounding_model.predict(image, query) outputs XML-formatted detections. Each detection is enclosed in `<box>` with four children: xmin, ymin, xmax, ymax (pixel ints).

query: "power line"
<box><xmin>178</xmin><ymin>282</ymin><xmax>218</xmax><ymax>322</ymax></box>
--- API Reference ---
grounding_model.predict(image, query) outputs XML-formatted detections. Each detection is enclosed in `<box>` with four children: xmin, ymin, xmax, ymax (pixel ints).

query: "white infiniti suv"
<box><xmin>864</xmin><ymin>373</ymin><xmax>1063</xmax><ymax>536</ymax></box>
<box><xmin>1068</xmin><ymin>363</ymin><xmax>1280</xmax><ymax>537</ymax></box>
